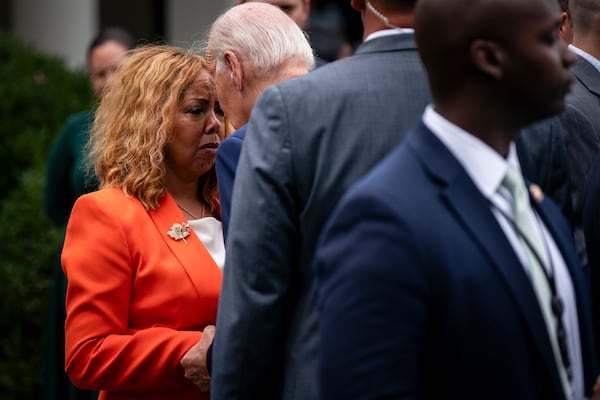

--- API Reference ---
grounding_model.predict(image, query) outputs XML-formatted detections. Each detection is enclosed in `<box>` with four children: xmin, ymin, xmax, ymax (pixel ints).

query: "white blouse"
<box><xmin>187</xmin><ymin>217</ymin><xmax>226</xmax><ymax>271</ymax></box>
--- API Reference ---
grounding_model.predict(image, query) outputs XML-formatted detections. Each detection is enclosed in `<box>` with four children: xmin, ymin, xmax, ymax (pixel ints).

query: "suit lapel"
<box><xmin>148</xmin><ymin>192</ymin><xmax>220</xmax><ymax>298</ymax></box>
<box><xmin>408</xmin><ymin>123</ymin><xmax>565</xmax><ymax>394</ymax></box>
<box><xmin>531</xmin><ymin>193</ymin><xmax>598</xmax><ymax>390</ymax></box>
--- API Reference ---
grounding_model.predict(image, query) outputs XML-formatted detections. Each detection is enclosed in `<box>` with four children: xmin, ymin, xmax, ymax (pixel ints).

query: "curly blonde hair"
<box><xmin>89</xmin><ymin>44</ymin><xmax>218</xmax><ymax>211</ymax></box>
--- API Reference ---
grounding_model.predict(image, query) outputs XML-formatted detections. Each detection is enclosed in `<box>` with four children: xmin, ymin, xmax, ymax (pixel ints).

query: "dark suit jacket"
<box><xmin>559</xmin><ymin>54</ymin><xmax>600</xmax><ymax>262</ymax></box>
<box><xmin>215</xmin><ymin>124</ymin><xmax>247</xmax><ymax>243</ymax></box>
<box><xmin>211</xmin><ymin>33</ymin><xmax>431</xmax><ymax>400</ymax></box>
<box><xmin>44</xmin><ymin>110</ymin><xmax>98</xmax><ymax>227</ymax></box>
<box><xmin>583</xmin><ymin>152</ymin><xmax>600</xmax><ymax>364</ymax></box>
<box><xmin>517</xmin><ymin>116</ymin><xmax>573</xmax><ymax>223</ymax></box>
<box><xmin>316</xmin><ymin>121</ymin><xmax>597</xmax><ymax>400</ymax></box>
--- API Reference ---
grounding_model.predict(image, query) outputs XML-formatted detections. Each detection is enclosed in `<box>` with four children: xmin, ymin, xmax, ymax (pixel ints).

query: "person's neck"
<box><xmin>434</xmin><ymin>102</ymin><xmax>519</xmax><ymax>158</ymax></box>
<box><xmin>362</xmin><ymin>13</ymin><xmax>414</xmax><ymax>41</ymax></box>
<box><xmin>572</xmin><ymin>34</ymin><xmax>600</xmax><ymax>61</ymax></box>
<box><xmin>168</xmin><ymin>181</ymin><xmax>208</xmax><ymax>220</ymax></box>
<box><xmin>165</xmin><ymin>174</ymin><xmax>200</xmax><ymax>204</ymax></box>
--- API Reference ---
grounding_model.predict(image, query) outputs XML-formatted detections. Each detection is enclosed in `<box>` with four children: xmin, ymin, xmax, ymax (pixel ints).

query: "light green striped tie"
<box><xmin>502</xmin><ymin>165</ymin><xmax>572</xmax><ymax>400</ymax></box>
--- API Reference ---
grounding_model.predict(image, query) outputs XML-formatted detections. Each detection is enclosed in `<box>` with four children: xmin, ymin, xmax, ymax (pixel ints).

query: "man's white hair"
<box><xmin>207</xmin><ymin>2</ymin><xmax>315</xmax><ymax>78</ymax></box>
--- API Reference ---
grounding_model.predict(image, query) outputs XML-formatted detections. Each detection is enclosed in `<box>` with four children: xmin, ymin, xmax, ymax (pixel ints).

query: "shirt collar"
<box><xmin>365</xmin><ymin>28</ymin><xmax>414</xmax><ymax>42</ymax></box>
<box><xmin>569</xmin><ymin>44</ymin><xmax>600</xmax><ymax>74</ymax></box>
<box><xmin>422</xmin><ymin>105</ymin><xmax>520</xmax><ymax>199</ymax></box>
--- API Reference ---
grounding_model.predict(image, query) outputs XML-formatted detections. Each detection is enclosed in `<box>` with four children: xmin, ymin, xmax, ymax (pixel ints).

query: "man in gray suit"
<box><xmin>559</xmin><ymin>0</ymin><xmax>600</xmax><ymax>264</ymax></box>
<box><xmin>210</xmin><ymin>0</ymin><xmax>430</xmax><ymax>399</ymax></box>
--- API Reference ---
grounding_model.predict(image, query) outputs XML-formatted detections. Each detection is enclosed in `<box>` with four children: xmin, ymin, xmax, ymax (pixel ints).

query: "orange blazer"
<box><xmin>62</xmin><ymin>188</ymin><xmax>222</xmax><ymax>400</ymax></box>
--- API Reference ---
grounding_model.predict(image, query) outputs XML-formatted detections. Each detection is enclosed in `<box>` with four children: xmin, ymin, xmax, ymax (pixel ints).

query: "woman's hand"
<box><xmin>180</xmin><ymin>325</ymin><xmax>216</xmax><ymax>392</ymax></box>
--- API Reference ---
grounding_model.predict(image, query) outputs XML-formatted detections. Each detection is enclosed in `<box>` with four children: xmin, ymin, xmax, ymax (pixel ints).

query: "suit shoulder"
<box><xmin>216</xmin><ymin>133</ymin><xmax>243</xmax><ymax>162</ymax></box>
<box><xmin>75</xmin><ymin>188</ymin><xmax>136</xmax><ymax>210</ymax></box>
<box><xmin>224</xmin><ymin>128</ymin><xmax>246</xmax><ymax>142</ymax></box>
<box><xmin>274</xmin><ymin>46</ymin><xmax>423</xmax><ymax>95</ymax></box>
<box><xmin>343</xmin><ymin>140</ymin><xmax>426</xmax><ymax>207</ymax></box>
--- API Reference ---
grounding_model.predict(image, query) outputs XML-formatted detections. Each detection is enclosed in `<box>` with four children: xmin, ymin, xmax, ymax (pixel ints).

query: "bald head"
<box><xmin>415</xmin><ymin>0</ymin><xmax>574</xmax><ymax>140</ymax></box>
<box><xmin>415</xmin><ymin>0</ymin><xmax>554</xmax><ymax>89</ymax></box>
<box><xmin>558</xmin><ymin>0</ymin><xmax>569</xmax><ymax>12</ymax></box>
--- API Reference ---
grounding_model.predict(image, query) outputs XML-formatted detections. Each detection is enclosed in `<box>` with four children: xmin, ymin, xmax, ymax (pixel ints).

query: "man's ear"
<box><xmin>559</xmin><ymin>11</ymin><xmax>573</xmax><ymax>43</ymax></box>
<box><xmin>560</xmin><ymin>11</ymin><xmax>570</xmax><ymax>28</ymax></box>
<box><xmin>223</xmin><ymin>51</ymin><xmax>244</xmax><ymax>92</ymax></box>
<box><xmin>470</xmin><ymin>39</ymin><xmax>504</xmax><ymax>80</ymax></box>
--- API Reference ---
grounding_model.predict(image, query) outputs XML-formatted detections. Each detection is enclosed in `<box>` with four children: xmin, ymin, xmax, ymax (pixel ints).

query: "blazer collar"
<box><xmin>407</xmin><ymin>121</ymin><xmax>566</xmax><ymax>395</ymax></box>
<box><xmin>354</xmin><ymin>32</ymin><xmax>416</xmax><ymax>56</ymax></box>
<box><xmin>148</xmin><ymin>192</ymin><xmax>220</xmax><ymax>298</ymax></box>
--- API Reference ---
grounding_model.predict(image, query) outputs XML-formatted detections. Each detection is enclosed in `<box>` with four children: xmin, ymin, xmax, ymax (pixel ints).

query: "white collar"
<box><xmin>364</xmin><ymin>28</ymin><xmax>414</xmax><ymax>42</ymax></box>
<box><xmin>422</xmin><ymin>105</ymin><xmax>520</xmax><ymax>199</ymax></box>
<box><xmin>569</xmin><ymin>44</ymin><xmax>600</xmax><ymax>74</ymax></box>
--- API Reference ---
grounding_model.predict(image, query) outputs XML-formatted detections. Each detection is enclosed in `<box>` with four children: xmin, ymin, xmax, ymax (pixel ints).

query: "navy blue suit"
<box><xmin>316</xmin><ymin>121</ymin><xmax>597</xmax><ymax>399</ymax></box>
<box><xmin>215</xmin><ymin>124</ymin><xmax>247</xmax><ymax>243</ymax></box>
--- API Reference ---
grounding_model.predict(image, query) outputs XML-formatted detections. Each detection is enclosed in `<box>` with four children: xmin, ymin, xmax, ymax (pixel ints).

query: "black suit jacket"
<box><xmin>560</xmin><ymin>54</ymin><xmax>600</xmax><ymax>264</ymax></box>
<box><xmin>517</xmin><ymin>116</ymin><xmax>573</xmax><ymax>224</ymax></box>
<box><xmin>582</xmin><ymin>152</ymin><xmax>600</xmax><ymax>365</ymax></box>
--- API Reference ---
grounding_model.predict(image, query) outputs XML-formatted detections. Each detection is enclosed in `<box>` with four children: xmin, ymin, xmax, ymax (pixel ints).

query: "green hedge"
<box><xmin>0</xmin><ymin>31</ymin><xmax>93</xmax><ymax>399</ymax></box>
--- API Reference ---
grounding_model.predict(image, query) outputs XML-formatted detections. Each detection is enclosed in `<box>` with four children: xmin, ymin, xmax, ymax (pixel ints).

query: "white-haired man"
<box><xmin>207</xmin><ymin>2</ymin><xmax>315</xmax><ymax>240</ymax></box>
<box><xmin>210</xmin><ymin>1</ymin><xmax>431</xmax><ymax>399</ymax></box>
<box><xmin>178</xmin><ymin>4</ymin><xmax>313</xmax><ymax>390</ymax></box>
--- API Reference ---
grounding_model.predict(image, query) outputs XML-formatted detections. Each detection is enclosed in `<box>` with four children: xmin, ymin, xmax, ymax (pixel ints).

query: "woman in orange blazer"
<box><xmin>61</xmin><ymin>45</ymin><xmax>225</xmax><ymax>400</ymax></box>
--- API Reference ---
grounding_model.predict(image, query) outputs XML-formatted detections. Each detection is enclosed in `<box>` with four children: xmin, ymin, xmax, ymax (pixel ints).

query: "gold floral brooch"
<box><xmin>167</xmin><ymin>222</ymin><xmax>190</xmax><ymax>244</ymax></box>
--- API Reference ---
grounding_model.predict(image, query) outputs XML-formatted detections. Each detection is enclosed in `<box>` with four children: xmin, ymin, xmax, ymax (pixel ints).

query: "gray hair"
<box><xmin>206</xmin><ymin>2</ymin><xmax>315</xmax><ymax>78</ymax></box>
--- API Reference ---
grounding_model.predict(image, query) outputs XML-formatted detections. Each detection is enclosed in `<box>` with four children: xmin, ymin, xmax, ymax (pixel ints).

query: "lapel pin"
<box><xmin>529</xmin><ymin>183</ymin><xmax>544</xmax><ymax>203</ymax></box>
<box><xmin>167</xmin><ymin>222</ymin><xmax>190</xmax><ymax>245</ymax></box>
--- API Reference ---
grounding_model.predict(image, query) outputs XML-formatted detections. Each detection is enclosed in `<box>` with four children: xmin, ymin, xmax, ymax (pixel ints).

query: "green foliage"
<box><xmin>0</xmin><ymin>31</ymin><xmax>93</xmax><ymax>193</ymax></box>
<box><xmin>0</xmin><ymin>31</ymin><xmax>93</xmax><ymax>399</ymax></box>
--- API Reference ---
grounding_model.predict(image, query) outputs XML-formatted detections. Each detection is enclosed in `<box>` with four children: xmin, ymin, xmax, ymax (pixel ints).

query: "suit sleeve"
<box><xmin>211</xmin><ymin>87</ymin><xmax>298</xmax><ymax>399</ymax></box>
<box><xmin>582</xmin><ymin>154</ymin><xmax>600</xmax><ymax>365</ymax></box>
<box><xmin>62</xmin><ymin>195</ymin><xmax>202</xmax><ymax>392</ymax></box>
<box><xmin>560</xmin><ymin>104</ymin><xmax>600</xmax><ymax>225</ymax></box>
<box><xmin>216</xmin><ymin>134</ymin><xmax>244</xmax><ymax>244</ymax></box>
<box><xmin>316</xmin><ymin>191</ymin><xmax>430</xmax><ymax>400</ymax></box>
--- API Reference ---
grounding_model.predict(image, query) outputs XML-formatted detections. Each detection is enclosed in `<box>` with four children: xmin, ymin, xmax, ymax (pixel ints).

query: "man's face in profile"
<box><xmin>237</xmin><ymin>0</ymin><xmax>310</xmax><ymax>28</ymax></box>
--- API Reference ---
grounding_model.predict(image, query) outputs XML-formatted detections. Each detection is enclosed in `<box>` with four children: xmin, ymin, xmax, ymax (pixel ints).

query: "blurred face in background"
<box><xmin>237</xmin><ymin>0</ymin><xmax>311</xmax><ymax>27</ymax></box>
<box><xmin>89</xmin><ymin>40</ymin><xmax>130</xmax><ymax>97</ymax></box>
